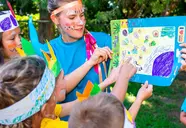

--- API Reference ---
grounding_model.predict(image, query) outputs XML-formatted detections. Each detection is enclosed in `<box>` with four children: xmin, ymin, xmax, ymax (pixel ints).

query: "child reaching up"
<box><xmin>69</xmin><ymin>60</ymin><xmax>153</xmax><ymax>128</ymax></box>
<box><xmin>180</xmin><ymin>98</ymin><xmax>186</xmax><ymax>126</ymax></box>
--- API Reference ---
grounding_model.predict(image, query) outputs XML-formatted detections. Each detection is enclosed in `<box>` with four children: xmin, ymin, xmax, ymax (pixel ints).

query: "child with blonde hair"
<box><xmin>69</xmin><ymin>60</ymin><xmax>153</xmax><ymax>128</ymax></box>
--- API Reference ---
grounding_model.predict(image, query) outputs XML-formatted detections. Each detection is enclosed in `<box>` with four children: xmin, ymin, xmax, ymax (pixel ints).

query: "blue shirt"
<box><xmin>51</xmin><ymin>32</ymin><xmax>111</xmax><ymax>100</ymax></box>
<box><xmin>181</xmin><ymin>98</ymin><xmax>186</xmax><ymax>112</ymax></box>
<box><xmin>32</xmin><ymin>32</ymin><xmax>112</xmax><ymax>120</ymax></box>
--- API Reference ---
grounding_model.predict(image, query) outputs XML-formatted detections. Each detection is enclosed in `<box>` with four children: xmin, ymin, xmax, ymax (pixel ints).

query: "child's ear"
<box><xmin>50</xmin><ymin>15</ymin><xmax>59</xmax><ymax>25</ymax></box>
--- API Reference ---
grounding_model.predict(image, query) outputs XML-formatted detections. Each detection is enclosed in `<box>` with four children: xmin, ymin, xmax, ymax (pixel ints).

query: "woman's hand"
<box><xmin>88</xmin><ymin>47</ymin><xmax>113</xmax><ymax>66</ymax></box>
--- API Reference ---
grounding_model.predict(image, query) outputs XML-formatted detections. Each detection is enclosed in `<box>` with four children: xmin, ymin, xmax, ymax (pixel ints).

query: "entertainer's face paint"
<box><xmin>51</xmin><ymin>0</ymin><xmax>86</xmax><ymax>42</ymax></box>
<box><xmin>2</xmin><ymin>27</ymin><xmax>22</xmax><ymax>58</ymax></box>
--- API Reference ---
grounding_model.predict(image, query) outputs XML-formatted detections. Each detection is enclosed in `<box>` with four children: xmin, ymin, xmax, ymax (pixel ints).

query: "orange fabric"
<box><xmin>76</xmin><ymin>80</ymin><xmax>93</xmax><ymax>101</ymax></box>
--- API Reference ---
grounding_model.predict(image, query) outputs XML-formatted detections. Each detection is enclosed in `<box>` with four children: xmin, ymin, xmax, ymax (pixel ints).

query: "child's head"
<box><xmin>48</xmin><ymin>0</ymin><xmax>86</xmax><ymax>41</ymax></box>
<box><xmin>0</xmin><ymin>56</ymin><xmax>45</xmax><ymax>127</ymax></box>
<box><xmin>0</xmin><ymin>56</ymin><xmax>66</xmax><ymax>127</ymax></box>
<box><xmin>69</xmin><ymin>92</ymin><xmax>124</xmax><ymax>128</ymax></box>
<box><xmin>0</xmin><ymin>11</ymin><xmax>21</xmax><ymax>60</ymax></box>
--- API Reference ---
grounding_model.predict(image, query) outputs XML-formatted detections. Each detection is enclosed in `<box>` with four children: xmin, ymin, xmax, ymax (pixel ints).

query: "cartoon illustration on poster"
<box><xmin>110</xmin><ymin>17</ymin><xmax>186</xmax><ymax>86</ymax></box>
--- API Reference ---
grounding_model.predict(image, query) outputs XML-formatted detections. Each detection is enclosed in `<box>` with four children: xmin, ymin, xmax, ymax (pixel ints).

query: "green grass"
<box><xmin>124</xmin><ymin>78</ymin><xmax>186</xmax><ymax>128</ymax></box>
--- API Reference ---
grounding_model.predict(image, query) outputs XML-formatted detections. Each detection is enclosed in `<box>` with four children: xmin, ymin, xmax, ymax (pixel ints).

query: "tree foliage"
<box><xmin>83</xmin><ymin>0</ymin><xmax>186</xmax><ymax>33</ymax></box>
<box><xmin>2</xmin><ymin>0</ymin><xmax>185</xmax><ymax>37</ymax></box>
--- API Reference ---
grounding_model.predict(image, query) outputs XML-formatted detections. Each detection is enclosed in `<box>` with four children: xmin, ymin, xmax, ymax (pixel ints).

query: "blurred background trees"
<box><xmin>0</xmin><ymin>0</ymin><xmax>185</xmax><ymax>40</ymax></box>
<box><xmin>83</xmin><ymin>0</ymin><xmax>186</xmax><ymax>32</ymax></box>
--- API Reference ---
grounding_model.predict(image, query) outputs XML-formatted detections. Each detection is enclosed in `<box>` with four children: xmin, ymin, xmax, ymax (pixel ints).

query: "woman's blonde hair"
<box><xmin>0</xmin><ymin>56</ymin><xmax>46</xmax><ymax>128</ymax></box>
<box><xmin>47</xmin><ymin>0</ymin><xmax>78</xmax><ymax>13</ymax></box>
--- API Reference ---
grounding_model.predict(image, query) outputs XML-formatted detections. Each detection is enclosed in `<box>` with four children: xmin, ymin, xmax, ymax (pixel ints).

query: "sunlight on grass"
<box><xmin>125</xmin><ymin>93</ymin><xmax>153</xmax><ymax>108</ymax></box>
<box><xmin>142</xmin><ymin>101</ymin><xmax>153</xmax><ymax>107</ymax></box>
<box><xmin>125</xmin><ymin>93</ymin><xmax>136</xmax><ymax>102</ymax></box>
<box><xmin>110</xmin><ymin>81</ymin><xmax>185</xmax><ymax>128</ymax></box>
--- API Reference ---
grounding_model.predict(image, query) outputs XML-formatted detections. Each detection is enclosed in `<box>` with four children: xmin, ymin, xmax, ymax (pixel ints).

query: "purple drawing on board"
<box><xmin>152</xmin><ymin>51</ymin><xmax>174</xmax><ymax>77</ymax></box>
<box><xmin>122</xmin><ymin>29</ymin><xmax>128</xmax><ymax>36</ymax></box>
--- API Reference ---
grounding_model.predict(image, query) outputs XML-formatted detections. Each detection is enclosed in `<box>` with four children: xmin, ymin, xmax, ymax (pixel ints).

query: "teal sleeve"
<box><xmin>104</xmin><ymin>33</ymin><xmax>112</xmax><ymax>49</ymax></box>
<box><xmin>181</xmin><ymin>98</ymin><xmax>186</xmax><ymax>112</ymax></box>
<box><xmin>28</xmin><ymin>17</ymin><xmax>48</xmax><ymax>57</ymax></box>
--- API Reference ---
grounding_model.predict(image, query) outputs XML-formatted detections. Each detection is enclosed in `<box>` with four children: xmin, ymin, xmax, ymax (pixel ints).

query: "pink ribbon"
<box><xmin>84</xmin><ymin>31</ymin><xmax>99</xmax><ymax>74</ymax></box>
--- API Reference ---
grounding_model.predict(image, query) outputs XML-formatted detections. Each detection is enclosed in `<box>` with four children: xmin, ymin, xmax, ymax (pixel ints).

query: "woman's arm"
<box><xmin>64</xmin><ymin>60</ymin><xmax>94</xmax><ymax>93</ymax></box>
<box><xmin>64</xmin><ymin>47</ymin><xmax>112</xmax><ymax>93</ymax></box>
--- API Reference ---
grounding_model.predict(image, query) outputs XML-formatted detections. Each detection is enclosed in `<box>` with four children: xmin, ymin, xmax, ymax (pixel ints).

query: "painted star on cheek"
<box><xmin>64</xmin><ymin>23</ymin><xmax>75</xmax><ymax>30</ymax></box>
<box><xmin>8</xmin><ymin>43</ymin><xmax>17</xmax><ymax>52</ymax></box>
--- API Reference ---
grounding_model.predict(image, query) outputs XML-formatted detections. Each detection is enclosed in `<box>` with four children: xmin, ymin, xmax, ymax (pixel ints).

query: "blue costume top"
<box><xmin>29</xmin><ymin>19</ymin><xmax>111</xmax><ymax>100</ymax></box>
<box><xmin>181</xmin><ymin>98</ymin><xmax>186</xmax><ymax>112</ymax></box>
<box><xmin>33</xmin><ymin>32</ymin><xmax>111</xmax><ymax>96</ymax></box>
<box><xmin>29</xmin><ymin>18</ymin><xmax>112</xmax><ymax>120</ymax></box>
<box><xmin>31</xmin><ymin>31</ymin><xmax>111</xmax><ymax>120</ymax></box>
<box><xmin>49</xmin><ymin>32</ymin><xmax>111</xmax><ymax>101</ymax></box>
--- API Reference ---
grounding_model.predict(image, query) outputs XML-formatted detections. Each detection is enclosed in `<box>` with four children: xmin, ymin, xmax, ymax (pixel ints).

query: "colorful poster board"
<box><xmin>110</xmin><ymin>16</ymin><xmax>186</xmax><ymax>86</ymax></box>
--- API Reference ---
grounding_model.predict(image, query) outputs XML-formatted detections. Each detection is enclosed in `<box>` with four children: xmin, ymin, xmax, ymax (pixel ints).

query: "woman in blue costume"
<box><xmin>29</xmin><ymin>0</ymin><xmax>186</xmax><ymax>121</ymax></box>
<box><xmin>29</xmin><ymin>0</ymin><xmax>113</xmax><ymax>120</ymax></box>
